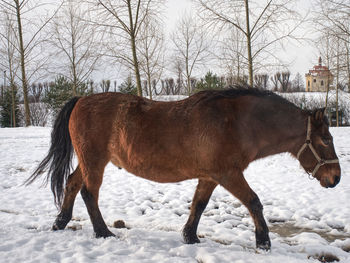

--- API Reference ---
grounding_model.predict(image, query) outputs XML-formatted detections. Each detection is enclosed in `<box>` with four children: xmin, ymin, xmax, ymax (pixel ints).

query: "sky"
<box><xmin>163</xmin><ymin>0</ymin><xmax>318</xmax><ymax>79</ymax></box>
<box><xmin>0</xmin><ymin>0</ymin><xmax>321</xmax><ymax>87</ymax></box>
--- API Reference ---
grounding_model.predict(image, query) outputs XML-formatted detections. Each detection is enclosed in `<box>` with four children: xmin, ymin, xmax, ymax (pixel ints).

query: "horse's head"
<box><xmin>297</xmin><ymin>108</ymin><xmax>341</xmax><ymax>188</ymax></box>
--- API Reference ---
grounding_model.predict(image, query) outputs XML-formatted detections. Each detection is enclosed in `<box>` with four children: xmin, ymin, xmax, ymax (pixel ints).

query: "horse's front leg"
<box><xmin>215</xmin><ymin>170</ymin><xmax>271</xmax><ymax>250</ymax></box>
<box><xmin>183</xmin><ymin>179</ymin><xmax>217</xmax><ymax>244</ymax></box>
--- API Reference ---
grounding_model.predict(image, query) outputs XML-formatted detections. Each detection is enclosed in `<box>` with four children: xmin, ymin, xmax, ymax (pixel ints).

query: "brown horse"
<box><xmin>27</xmin><ymin>86</ymin><xmax>341</xmax><ymax>251</ymax></box>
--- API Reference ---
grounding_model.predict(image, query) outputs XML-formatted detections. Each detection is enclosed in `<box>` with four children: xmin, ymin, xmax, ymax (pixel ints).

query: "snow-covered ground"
<box><xmin>0</xmin><ymin>127</ymin><xmax>349</xmax><ymax>263</ymax></box>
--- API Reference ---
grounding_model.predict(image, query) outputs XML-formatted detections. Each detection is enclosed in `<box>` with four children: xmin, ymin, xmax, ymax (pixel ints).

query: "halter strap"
<box><xmin>297</xmin><ymin>116</ymin><xmax>339</xmax><ymax>178</ymax></box>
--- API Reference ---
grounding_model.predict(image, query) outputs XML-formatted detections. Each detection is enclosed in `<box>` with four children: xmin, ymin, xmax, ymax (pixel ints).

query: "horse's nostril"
<box><xmin>329</xmin><ymin>175</ymin><xmax>340</xmax><ymax>188</ymax></box>
<box><xmin>334</xmin><ymin>175</ymin><xmax>340</xmax><ymax>185</ymax></box>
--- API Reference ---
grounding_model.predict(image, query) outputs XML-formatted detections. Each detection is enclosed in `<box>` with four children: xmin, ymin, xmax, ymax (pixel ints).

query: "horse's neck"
<box><xmin>254</xmin><ymin>108</ymin><xmax>306</xmax><ymax>159</ymax></box>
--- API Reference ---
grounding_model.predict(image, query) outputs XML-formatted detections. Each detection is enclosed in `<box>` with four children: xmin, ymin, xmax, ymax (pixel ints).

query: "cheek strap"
<box><xmin>297</xmin><ymin>117</ymin><xmax>339</xmax><ymax>178</ymax></box>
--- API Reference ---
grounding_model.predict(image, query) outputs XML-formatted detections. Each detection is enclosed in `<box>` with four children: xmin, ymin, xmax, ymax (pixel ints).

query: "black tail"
<box><xmin>26</xmin><ymin>97</ymin><xmax>80</xmax><ymax>208</ymax></box>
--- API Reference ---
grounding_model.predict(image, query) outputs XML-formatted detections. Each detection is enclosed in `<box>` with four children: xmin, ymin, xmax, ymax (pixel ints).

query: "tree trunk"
<box><xmin>325</xmin><ymin>73</ymin><xmax>330</xmax><ymax>108</ymax></box>
<box><xmin>336</xmin><ymin>39</ymin><xmax>339</xmax><ymax>127</ymax></box>
<box><xmin>147</xmin><ymin>75</ymin><xmax>152</xmax><ymax>100</ymax></box>
<box><xmin>185</xmin><ymin>41</ymin><xmax>191</xmax><ymax>96</ymax></box>
<box><xmin>71</xmin><ymin>30</ymin><xmax>77</xmax><ymax>96</ymax></box>
<box><xmin>15</xmin><ymin>1</ymin><xmax>30</xmax><ymax>126</ymax></box>
<box><xmin>145</xmin><ymin>51</ymin><xmax>152</xmax><ymax>100</ymax></box>
<box><xmin>244</xmin><ymin>0</ymin><xmax>253</xmax><ymax>87</ymax></box>
<box><xmin>11</xmin><ymin>82</ymin><xmax>16</xmax><ymax>127</ymax></box>
<box><xmin>346</xmin><ymin>44</ymin><xmax>350</xmax><ymax>92</ymax></box>
<box><xmin>127</xmin><ymin>1</ymin><xmax>142</xmax><ymax>97</ymax></box>
<box><xmin>1</xmin><ymin>70</ymin><xmax>5</xmax><ymax>104</ymax></box>
<box><xmin>131</xmin><ymin>36</ymin><xmax>142</xmax><ymax>97</ymax></box>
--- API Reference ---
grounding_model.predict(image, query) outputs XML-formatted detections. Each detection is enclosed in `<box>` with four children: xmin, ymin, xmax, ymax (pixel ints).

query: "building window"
<box><xmin>308</xmin><ymin>80</ymin><xmax>310</xmax><ymax>87</ymax></box>
<box><xmin>321</xmin><ymin>80</ymin><xmax>324</xmax><ymax>86</ymax></box>
<box><xmin>313</xmin><ymin>79</ymin><xmax>316</xmax><ymax>83</ymax></box>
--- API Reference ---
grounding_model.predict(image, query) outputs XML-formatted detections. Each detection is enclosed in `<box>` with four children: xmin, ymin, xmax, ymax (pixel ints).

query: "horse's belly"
<box><xmin>110</xmin><ymin>158</ymin><xmax>193</xmax><ymax>183</ymax></box>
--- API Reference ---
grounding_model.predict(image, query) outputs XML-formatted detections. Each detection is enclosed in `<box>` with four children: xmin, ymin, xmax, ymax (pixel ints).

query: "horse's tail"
<box><xmin>25</xmin><ymin>97</ymin><xmax>80</xmax><ymax>208</ymax></box>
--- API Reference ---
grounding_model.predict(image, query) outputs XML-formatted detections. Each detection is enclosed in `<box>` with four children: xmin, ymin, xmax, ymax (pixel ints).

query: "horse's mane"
<box><xmin>193</xmin><ymin>84</ymin><xmax>299</xmax><ymax>110</ymax></box>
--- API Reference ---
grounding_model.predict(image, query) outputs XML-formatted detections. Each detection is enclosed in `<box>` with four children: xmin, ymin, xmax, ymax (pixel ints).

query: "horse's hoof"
<box><xmin>183</xmin><ymin>232</ymin><xmax>200</xmax><ymax>244</ymax></box>
<box><xmin>95</xmin><ymin>230</ymin><xmax>116</xmax><ymax>238</ymax></box>
<box><xmin>184</xmin><ymin>236</ymin><xmax>200</xmax><ymax>244</ymax></box>
<box><xmin>187</xmin><ymin>237</ymin><xmax>200</xmax><ymax>244</ymax></box>
<box><xmin>52</xmin><ymin>221</ymin><xmax>66</xmax><ymax>231</ymax></box>
<box><xmin>52</xmin><ymin>224</ymin><xmax>59</xmax><ymax>231</ymax></box>
<box><xmin>256</xmin><ymin>240</ymin><xmax>271</xmax><ymax>252</ymax></box>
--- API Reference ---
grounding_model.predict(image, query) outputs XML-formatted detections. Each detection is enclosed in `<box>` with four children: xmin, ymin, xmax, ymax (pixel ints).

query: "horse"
<box><xmin>26</xmin><ymin>86</ymin><xmax>341</xmax><ymax>251</ymax></box>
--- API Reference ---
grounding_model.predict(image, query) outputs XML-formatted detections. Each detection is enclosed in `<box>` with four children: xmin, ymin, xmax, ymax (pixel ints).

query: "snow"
<box><xmin>0</xmin><ymin>126</ymin><xmax>349</xmax><ymax>262</ymax></box>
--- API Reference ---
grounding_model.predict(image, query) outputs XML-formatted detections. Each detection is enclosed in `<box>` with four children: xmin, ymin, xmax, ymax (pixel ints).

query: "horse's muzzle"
<box><xmin>326</xmin><ymin>175</ymin><xmax>341</xmax><ymax>188</ymax></box>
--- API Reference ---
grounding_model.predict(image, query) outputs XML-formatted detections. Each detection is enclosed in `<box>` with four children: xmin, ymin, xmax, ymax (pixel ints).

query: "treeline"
<box><xmin>1</xmin><ymin>0</ymin><xmax>350</xmax><ymax>127</ymax></box>
<box><xmin>0</xmin><ymin>69</ymin><xmax>339</xmax><ymax>127</ymax></box>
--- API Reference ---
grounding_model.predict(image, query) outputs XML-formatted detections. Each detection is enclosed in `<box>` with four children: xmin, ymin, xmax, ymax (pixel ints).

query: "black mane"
<box><xmin>194</xmin><ymin>84</ymin><xmax>299</xmax><ymax>109</ymax></box>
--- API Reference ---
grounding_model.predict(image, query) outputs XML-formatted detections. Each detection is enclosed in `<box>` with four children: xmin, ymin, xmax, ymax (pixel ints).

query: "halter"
<box><xmin>296</xmin><ymin>116</ymin><xmax>339</xmax><ymax>179</ymax></box>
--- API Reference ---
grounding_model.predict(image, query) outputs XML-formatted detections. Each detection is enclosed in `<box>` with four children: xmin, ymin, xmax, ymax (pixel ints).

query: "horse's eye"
<box><xmin>322</xmin><ymin>137</ymin><xmax>331</xmax><ymax>146</ymax></box>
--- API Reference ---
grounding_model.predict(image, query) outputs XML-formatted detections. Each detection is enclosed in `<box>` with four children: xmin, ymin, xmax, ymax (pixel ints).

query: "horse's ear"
<box><xmin>311</xmin><ymin>108</ymin><xmax>326</xmax><ymax>121</ymax></box>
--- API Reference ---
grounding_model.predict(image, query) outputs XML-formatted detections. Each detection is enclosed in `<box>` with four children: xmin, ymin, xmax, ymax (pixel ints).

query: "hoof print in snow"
<box><xmin>308</xmin><ymin>253</ymin><xmax>339</xmax><ymax>263</ymax></box>
<box><xmin>341</xmin><ymin>245</ymin><xmax>350</xmax><ymax>253</ymax></box>
<box><xmin>212</xmin><ymin>238</ymin><xmax>232</xmax><ymax>246</ymax></box>
<box><xmin>113</xmin><ymin>220</ymin><xmax>127</xmax><ymax>229</ymax></box>
<box><xmin>26</xmin><ymin>226</ymin><xmax>38</xmax><ymax>231</ymax></box>
<box><xmin>268</xmin><ymin>218</ymin><xmax>286</xmax><ymax>223</ymax></box>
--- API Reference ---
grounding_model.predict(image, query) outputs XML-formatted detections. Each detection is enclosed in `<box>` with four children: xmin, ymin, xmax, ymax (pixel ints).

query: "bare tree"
<box><xmin>315</xmin><ymin>30</ymin><xmax>337</xmax><ymax>106</ymax></box>
<box><xmin>89</xmin><ymin>0</ymin><xmax>164</xmax><ymax>97</ymax></box>
<box><xmin>276</xmin><ymin>71</ymin><xmax>291</xmax><ymax>92</ymax></box>
<box><xmin>100</xmin><ymin>79</ymin><xmax>111</xmax><ymax>92</ymax></box>
<box><xmin>171</xmin><ymin>57</ymin><xmax>185</xmax><ymax>94</ymax></box>
<box><xmin>195</xmin><ymin>0</ymin><xmax>304</xmax><ymax>86</ymax></box>
<box><xmin>219</xmin><ymin>27</ymin><xmax>247</xmax><ymax>80</ymax></box>
<box><xmin>314</xmin><ymin>0</ymin><xmax>350</xmax><ymax>124</ymax></box>
<box><xmin>137</xmin><ymin>17</ymin><xmax>164</xmax><ymax>99</ymax></box>
<box><xmin>0</xmin><ymin>0</ymin><xmax>61</xmax><ymax>126</ymax></box>
<box><xmin>291</xmin><ymin>72</ymin><xmax>304</xmax><ymax>92</ymax></box>
<box><xmin>270</xmin><ymin>74</ymin><xmax>279</xmax><ymax>91</ymax></box>
<box><xmin>49</xmin><ymin>0</ymin><xmax>103</xmax><ymax>96</ymax></box>
<box><xmin>315</xmin><ymin>0</ymin><xmax>350</xmax><ymax>42</ymax></box>
<box><xmin>254</xmin><ymin>74</ymin><xmax>269</xmax><ymax>89</ymax></box>
<box><xmin>171</xmin><ymin>12</ymin><xmax>211</xmax><ymax>96</ymax></box>
<box><xmin>0</xmin><ymin>10</ymin><xmax>19</xmax><ymax>127</ymax></box>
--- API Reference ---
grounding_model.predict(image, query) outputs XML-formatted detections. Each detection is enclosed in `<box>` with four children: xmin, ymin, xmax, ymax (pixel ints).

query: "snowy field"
<box><xmin>0</xmin><ymin>127</ymin><xmax>349</xmax><ymax>263</ymax></box>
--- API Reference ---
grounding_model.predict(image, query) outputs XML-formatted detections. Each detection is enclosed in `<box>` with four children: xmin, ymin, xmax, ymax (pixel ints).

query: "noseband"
<box><xmin>297</xmin><ymin>117</ymin><xmax>339</xmax><ymax>178</ymax></box>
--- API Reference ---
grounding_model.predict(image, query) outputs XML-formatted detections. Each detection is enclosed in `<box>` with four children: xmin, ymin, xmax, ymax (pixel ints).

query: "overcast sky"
<box><xmin>164</xmin><ymin>0</ymin><xmax>319</xmax><ymax>79</ymax></box>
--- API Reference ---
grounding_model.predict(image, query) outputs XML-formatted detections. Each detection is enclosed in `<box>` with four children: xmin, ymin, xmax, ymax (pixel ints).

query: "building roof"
<box><xmin>305</xmin><ymin>57</ymin><xmax>333</xmax><ymax>77</ymax></box>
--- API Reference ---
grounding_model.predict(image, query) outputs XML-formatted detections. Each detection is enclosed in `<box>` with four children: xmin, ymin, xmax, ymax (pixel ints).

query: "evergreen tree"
<box><xmin>43</xmin><ymin>76</ymin><xmax>90</xmax><ymax>117</ymax></box>
<box><xmin>0</xmin><ymin>86</ymin><xmax>20</xmax><ymax>127</ymax></box>
<box><xmin>118</xmin><ymin>76</ymin><xmax>137</xmax><ymax>95</ymax></box>
<box><xmin>194</xmin><ymin>71</ymin><xmax>224</xmax><ymax>92</ymax></box>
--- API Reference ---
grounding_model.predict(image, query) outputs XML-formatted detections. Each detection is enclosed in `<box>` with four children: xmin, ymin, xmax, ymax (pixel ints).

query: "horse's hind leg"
<box><xmin>79</xmin><ymin>161</ymin><xmax>115</xmax><ymax>238</ymax></box>
<box><xmin>216</xmin><ymin>169</ymin><xmax>270</xmax><ymax>250</ymax></box>
<box><xmin>52</xmin><ymin>166</ymin><xmax>82</xmax><ymax>230</ymax></box>
<box><xmin>182</xmin><ymin>179</ymin><xmax>217</xmax><ymax>244</ymax></box>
